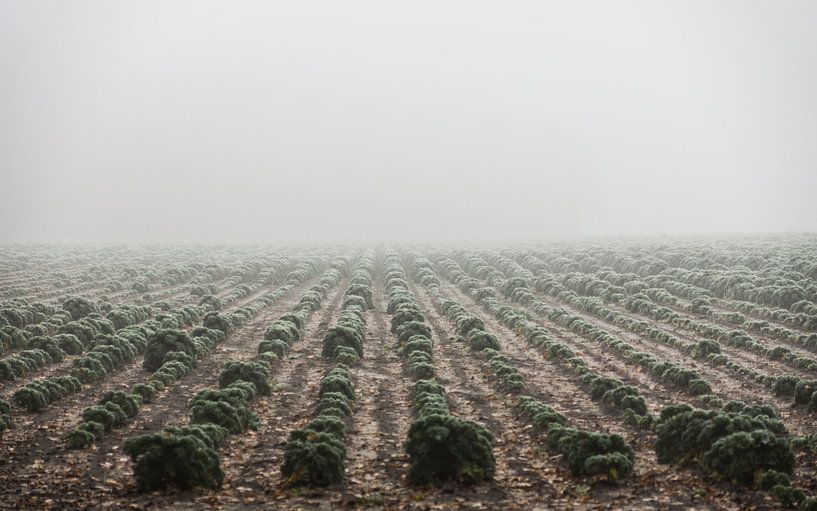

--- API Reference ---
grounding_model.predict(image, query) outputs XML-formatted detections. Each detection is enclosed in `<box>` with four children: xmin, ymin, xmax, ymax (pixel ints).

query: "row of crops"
<box><xmin>426</xmin><ymin>249</ymin><xmax>817</xmax><ymax>507</ymax></box>
<box><xmin>1</xmin><ymin>239</ymin><xmax>817</xmax><ymax>509</ymax></box>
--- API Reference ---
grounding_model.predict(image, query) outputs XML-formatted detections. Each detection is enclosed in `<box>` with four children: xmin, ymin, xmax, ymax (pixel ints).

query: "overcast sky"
<box><xmin>1</xmin><ymin>1</ymin><xmax>816</xmax><ymax>242</ymax></box>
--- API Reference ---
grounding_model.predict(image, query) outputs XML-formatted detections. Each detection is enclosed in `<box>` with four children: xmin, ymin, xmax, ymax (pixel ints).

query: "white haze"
<box><xmin>1</xmin><ymin>1</ymin><xmax>816</xmax><ymax>243</ymax></box>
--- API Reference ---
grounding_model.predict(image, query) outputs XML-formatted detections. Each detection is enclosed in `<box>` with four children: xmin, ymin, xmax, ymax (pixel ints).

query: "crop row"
<box><xmin>443</xmin><ymin>253</ymin><xmax>692</xmax><ymax>416</ymax></box>
<box><xmin>64</xmin><ymin>257</ymin><xmax>329</xmax><ymax>447</ymax></box>
<box><xmin>6</xmin><ymin>258</ymin><xmax>309</xmax><ymax>419</ymax></box>
<box><xmin>441</xmin><ymin>250</ymin><xmax>817</xmax><ymax>509</ymax></box>
<box><xmin>279</xmin><ymin>253</ymin><xmax>374</xmax><ymax>487</ymax></box>
<box><xmin>527</xmin><ymin>245</ymin><xmax>817</xmax><ymax>315</ymax></box>
<box><xmin>123</xmin><ymin>256</ymin><xmax>347</xmax><ymax>490</ymax></box>
<box><xmin>496</xmin><ymin>252</ymin><xmax>817</xmax><ymax>414</ymax></box>
<box><xmin>408</xmin><ymin>253</ymin><xmax>638</xmax><ymax>481</ymax></box>
<box><xmin>388</xmin><ymin>252</ymin><xmax>496</xmax><ymax>484</ymax></box>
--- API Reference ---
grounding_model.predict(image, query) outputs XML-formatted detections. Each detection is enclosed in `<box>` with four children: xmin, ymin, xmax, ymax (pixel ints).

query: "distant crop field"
<box><xmin>1</xmin><ymin>238</ymin><xmax>816</xmax><ymax>509</ymax></box>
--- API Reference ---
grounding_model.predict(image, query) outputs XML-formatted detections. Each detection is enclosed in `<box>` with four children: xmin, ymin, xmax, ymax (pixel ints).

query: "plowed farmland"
<box><xmin>2</xmin><ymin>238</ymin><xmax>817</xmax><ymax>510</ymax></box>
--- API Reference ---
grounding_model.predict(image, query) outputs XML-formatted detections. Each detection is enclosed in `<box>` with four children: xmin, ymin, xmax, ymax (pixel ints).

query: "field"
<box><xmin>1</xmin><ymin>237</ymin><xmax>817</xmax><ymax>510</ymax></box>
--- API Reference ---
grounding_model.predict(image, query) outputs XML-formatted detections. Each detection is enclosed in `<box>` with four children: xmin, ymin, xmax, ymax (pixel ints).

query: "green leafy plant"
<box><xmin>123</xmin><ymin>425</ymin><xmax>227</xmax><ymax>490</ymax></box>
<box><xmin>405</xmin><ymin>414</ymin><xmax>495</xmax><ymax>485</ymax></box>
<box><xmin>143</xmin><ymin>329</ymin><xmax>195</xmax><ymax>372</ymax></box>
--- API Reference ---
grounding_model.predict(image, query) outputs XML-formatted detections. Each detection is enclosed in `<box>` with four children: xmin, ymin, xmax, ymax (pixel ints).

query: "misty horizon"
<box><xmin>3</xmin><ymin>1</ymin><xmax>817</xmax><ymax>243</ymax></box>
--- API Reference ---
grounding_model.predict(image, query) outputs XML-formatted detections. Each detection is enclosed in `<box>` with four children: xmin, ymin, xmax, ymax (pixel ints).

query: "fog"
<box><xmin>2</xmin><ymin>1</ymin><xmax>816</xmax><ymax>243</ymax></box>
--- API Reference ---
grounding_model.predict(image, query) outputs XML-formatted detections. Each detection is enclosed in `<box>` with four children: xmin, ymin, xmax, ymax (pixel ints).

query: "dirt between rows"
<box><xmin>608</xmin><ymin>292</ymin><xmax>817</xmax><ymax>380</ymax></box>
<box><xmin>0</xmin><ymin>271</ymin><xmax>275</xmax><ymax>392</ymax></box>
<box><xmin>0</xmin><ymin>280</ymin><xmax>224</xmax><ymax>398</ymax></box>
<box><xmin>0</xmin><ymin>277</ymin><xmax>290</xmax><ymax>402</ymax></box>
<box><xmin>511</xmin><ymin>256</ymin><xmax>817</xmax><ymax>364</ymax></box>
<box><xmin>431</xmin><ymin>281</ymin><xmax>770</xmax><ymax>510</ymax></box>
<box><xmin>603</xmin><ymin>299</ymin><xmax>817</xmax><ymax>380</ymax></box>
<box><xmin>702</xmin><ymin>298</ymin><xmax>815</xmax><ymax>337</ymax></box>
<box><xmin>526</xmin><ymin>289</ymin><xmax>817</xmax><ymax>437</ymax></box>
<box><xmin>0</xmin><ymin>276</ymin><xmax>317</xmax><ymax>510</ymax></box>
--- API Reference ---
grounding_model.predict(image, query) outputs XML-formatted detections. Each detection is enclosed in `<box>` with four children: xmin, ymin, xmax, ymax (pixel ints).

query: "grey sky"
<box><xmin>2</xmin><ymin>1</ymin><xmax>816</xmax><ymax>242</ymax></box>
